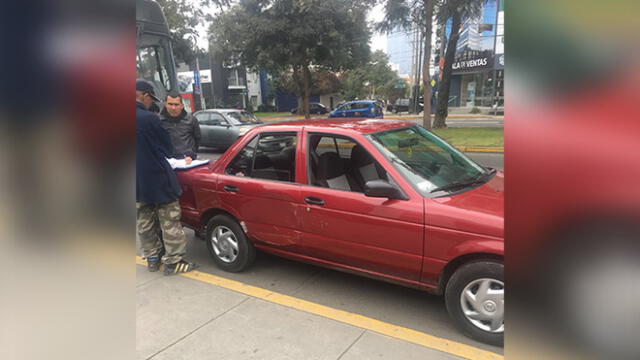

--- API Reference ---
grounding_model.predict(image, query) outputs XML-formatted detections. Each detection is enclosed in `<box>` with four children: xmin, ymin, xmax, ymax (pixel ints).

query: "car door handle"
<box><xmin>304</xmin><ymin>196</ymin><xmax>325</xmax><ymax>206</ymax></box>
<box><xmin>223</xmin><ymin>185</ymin><xmax>239</xmax><ymax>193</ymax></box>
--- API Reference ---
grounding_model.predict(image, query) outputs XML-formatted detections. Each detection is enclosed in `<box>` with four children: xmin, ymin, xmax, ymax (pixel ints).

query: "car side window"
<box><xmin>209</xmin><ymin>112</ymin><xmax>227</xmax><ymax>126</ymax></box>
<box><xmin>308</xmin><ymin>134</ymin><xmax>388</xmax><ymax>193</ymax></box>
<box><xmin>353</xmin><ymin>102</ymin><xmax>368</xmax><ymax>110</ymax></box>
<box><xmin>252</xmin><ymin>133</ymin><xmax>297</xmax><ymax>182</ymax></box>
<box><xmin>195</xmin><ymin>113</ymin><xmax>210</xmax><ymax>122</ymax></box>
<box><xmin>226</xmin><ymin>135</ymin><xmax>259</xmax><ymax>177</ymax></box>
<box><xmin>226</xmin><ymin>133</ymin><xmax>298</xmax><ymax>182</ymax></box>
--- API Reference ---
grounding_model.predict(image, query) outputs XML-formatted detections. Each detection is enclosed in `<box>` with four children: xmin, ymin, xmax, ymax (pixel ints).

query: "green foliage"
<box><xmin>156</xmin><ymin>0</ymin><xmax>229</xmax><ymax>64</ymax></box>
<box><xmin>435</xmin><ymin>0</ymin><xmax>484</xmax><ymax>27</ymax></box>
<box><xmin>210</xmin><ymin>0</ymin><xmax>371</xmax><ymax>72</ymax></box>
<box><xmin>377</xmin><ymin>0</ymin><xmax>431</xmax><ymax>35</ymax></box>
<box><xmin>340</xmin><ymin>50</ymin><xmax>405</xmax><ymax>101</ymax></box>
<box><xmin>470</xmin><ymin>106</ymin><xmax>481</xmax><ymax>114</ymax></box>
<box><xmin>209</xmin><ymin>0</ymin><xmax>371</xmax><ymax>117</ymax></box>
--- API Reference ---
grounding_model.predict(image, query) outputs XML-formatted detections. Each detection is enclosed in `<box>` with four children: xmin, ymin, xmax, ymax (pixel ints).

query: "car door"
<box><xmin>297</xmin><ymin>131</ymin><xmax>424</xmax><ymax>281</ymax></box>
<box><xmin>217</xmin><ymin>131</ymin><xmax>303</xmax><ymax>249</ymax></box>
<box><xmin>208</xmin><ymin>112</ymin><xmax>234</xmax><ymax>147</ymax></box>
<box><xmin>334</xmin><ymin>103</ymin><xmax>349</xmax><ymax>117</ymax></box>
<box><xmin>194</xmin><ymin>112</ymin><xmax>214</xmax><ymax>146</ymax></box>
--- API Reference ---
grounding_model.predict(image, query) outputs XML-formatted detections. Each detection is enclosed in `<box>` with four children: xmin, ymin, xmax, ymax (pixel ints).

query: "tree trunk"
<box><xmin>421</xmin><ymin>0</ymin><xmax>434</xmax><ymax>129</ymax></box>
<box><xmin>292</xmin><ymin>65</ymin><xmax>303</xmax><ymax>115</ymax></box>
<box><xmin>303</xmin><ymin>64</ymin><xmax>311</xmax><ymax>119</ymax></box>
<box><xmin>433</xmin><ymin>12</ymin><xmax>462</xmax><ymax>129</ymax></box>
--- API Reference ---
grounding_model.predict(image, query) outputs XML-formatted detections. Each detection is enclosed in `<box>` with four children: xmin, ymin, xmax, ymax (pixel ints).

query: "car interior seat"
<box><xmin>315</xmin><ymin>152</ymin><xmax>351</xmax><ymax>191</ymax></box>
<box><xmin>350</xmin><ymin>144</ymin><xmax>386</xmax><ymax>190</ymax></box>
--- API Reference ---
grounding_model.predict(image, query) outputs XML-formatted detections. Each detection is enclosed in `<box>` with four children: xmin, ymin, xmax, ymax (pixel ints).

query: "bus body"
<box><xmin>136</xmin><ymin>0</ymin><xmax>177</xmax><ymax>99</ymax></box>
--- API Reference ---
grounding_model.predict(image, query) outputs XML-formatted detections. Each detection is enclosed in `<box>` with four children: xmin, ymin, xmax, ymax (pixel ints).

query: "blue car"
<box><xmin>328</xmin><ymin>100</ymin><xmax>384</xmax><ymax>118</ymax></box>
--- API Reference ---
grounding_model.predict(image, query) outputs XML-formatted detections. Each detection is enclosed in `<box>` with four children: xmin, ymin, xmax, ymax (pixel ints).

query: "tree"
<box><xmin>272</xmin><ymin>69</ymin><xmax>341</xmax><ymax>113</ymax></box>
<box><xmin>340</xmin><ymin>50</ymin><xmax>403</xmax><ymax>101</ymax></box>
<box><xmin>432</xmin><ymin>0</ymin><xmax>484</xmax><ymax>128</ymax></box>
<box><xmin>156</xmin><ymin>0</ymin><xmax>229</xmax><ymax>64</ymax></box>
<box><xmin>377</xmin><ymin>0</ymin><xmax>435</xmax><ymax>129</ymax></box>
<box><xmin>380</xmin><ymin>78</ymin><xmax>409</xmax><ymax>104</ymax></box>
<box><xmin>210</xmin><ymin>0</ymin><xmax>371</xmax><ymax>119</ymax></box>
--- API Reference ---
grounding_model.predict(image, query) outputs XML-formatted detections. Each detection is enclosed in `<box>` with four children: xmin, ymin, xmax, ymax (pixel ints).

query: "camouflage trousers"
<box><xmin>136</xmin><ymin>200</ymin><xmax>187</xmax><ymax>265</ymax></box>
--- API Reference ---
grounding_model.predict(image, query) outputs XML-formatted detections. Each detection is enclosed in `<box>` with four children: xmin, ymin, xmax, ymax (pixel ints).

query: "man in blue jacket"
<box><xmin>136</xmin><ymin>79</ymin><xmax>198</xmax><ymax>275</ymax></box>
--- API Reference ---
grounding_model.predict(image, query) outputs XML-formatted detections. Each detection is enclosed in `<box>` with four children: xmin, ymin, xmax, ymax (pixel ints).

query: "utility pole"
<box><xmin>414</xmin><ymin>32</ymin><xmax>423</xmax><ymax>114</ymax></box>
<box><xmin>195</xmin><ymin>52</ymin><xmax>206</xmax><ymax>110</ymax></box>
<box><xmin>409</xmin><ymin>27</ymin><xmax>419</xmax><ymax>114</ymax></box>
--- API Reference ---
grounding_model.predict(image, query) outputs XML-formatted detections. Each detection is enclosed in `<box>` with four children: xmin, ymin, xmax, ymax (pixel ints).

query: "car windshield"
<box><xmin>367</xmin><ymin>126</ymin><xmax>490</xmax><ymax>196</ymax></box>
<box><xmin>226</xmin><ymin>111</ymin><xmax>261</xmax><ymax>125</ymax></box>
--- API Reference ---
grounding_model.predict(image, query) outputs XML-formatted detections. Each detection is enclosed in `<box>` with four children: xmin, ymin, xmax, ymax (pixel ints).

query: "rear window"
<box><xmin>226</xmin><ymin>111</ymin><xmax>261</xmax><ymax>125</ymax></box>
<box><xmin>352</xmin><ymin>102</ymin><xmax>370</xmax><ymax>109</ymax></box>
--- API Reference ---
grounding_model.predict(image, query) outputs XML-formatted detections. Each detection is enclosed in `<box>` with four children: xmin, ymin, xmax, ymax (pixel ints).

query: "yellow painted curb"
<box><xmin>136</xmin><ymin>256</ymin><xmax>503</xmax><ymax>360</ymax></box>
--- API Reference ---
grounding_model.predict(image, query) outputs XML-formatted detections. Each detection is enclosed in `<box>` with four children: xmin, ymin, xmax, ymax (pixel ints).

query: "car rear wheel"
<box><xmin>445</xmin><ymin>260</ymin><xmax>504</xmax><ymax>346</ymax></box>
<box><xmin>205</xmin><ymin>215</ymin><xmax>255</xmax><ymax>272</ymax></box>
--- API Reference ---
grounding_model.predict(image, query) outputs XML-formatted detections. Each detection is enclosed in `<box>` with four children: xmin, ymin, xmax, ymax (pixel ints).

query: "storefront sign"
<box><xmin>452</xmin><ymin>56</ymin><xmax>494</xmax><ymax>73</ymax></box>
<box><xmin>177</xmin><ymin>69</ymin><xmax>212</xmax><ymax>94</ymax></box>
<box><xmin>495</xmin><ymin>54</ymin><xmax>504</xmax><ymax>70</ymax></box>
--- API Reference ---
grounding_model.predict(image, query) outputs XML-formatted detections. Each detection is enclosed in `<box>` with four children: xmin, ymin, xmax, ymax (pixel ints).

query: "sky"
<box><xmin>194</xmin><ymin>1</ymin><xmax>388</xmax><ymax>54</ymax></box>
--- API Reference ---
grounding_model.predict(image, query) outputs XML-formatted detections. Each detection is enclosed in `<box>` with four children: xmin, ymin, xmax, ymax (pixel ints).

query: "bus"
<box><xmin>136</xmin><ymin>0</ymin><xmax>177</xmax><ymax>100</ymax></box>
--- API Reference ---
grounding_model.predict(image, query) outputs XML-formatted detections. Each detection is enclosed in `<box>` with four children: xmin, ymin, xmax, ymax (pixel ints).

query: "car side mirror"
<box><xmin>364</xmin><ymin>180</ymin><xmax>407</xmax><ymax>200</ymax></box>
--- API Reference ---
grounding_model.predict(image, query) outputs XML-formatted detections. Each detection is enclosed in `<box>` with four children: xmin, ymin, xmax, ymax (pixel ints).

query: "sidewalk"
<box><xmin>137</xmin><ymin>258</ymin><xmax>503</xmax><ymax>360</ymax></box>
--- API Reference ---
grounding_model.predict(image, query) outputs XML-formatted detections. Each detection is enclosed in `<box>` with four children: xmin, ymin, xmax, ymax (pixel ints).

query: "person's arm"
<box><xmin>153</xmin><ymin>115</ymin><xmax>175</xmax><ymax>158</ymax></box>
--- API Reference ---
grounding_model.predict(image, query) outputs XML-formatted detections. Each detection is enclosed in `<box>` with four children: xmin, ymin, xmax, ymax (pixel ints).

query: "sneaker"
<box><xmin>164</xmin><ymin>260</ymin><xmax>199</xmax><ymax>276</ymax></box>
<box><xmin>147</xmin><ymin>256</ymin><xmax>160</xmax><ymax>272</ymax></box>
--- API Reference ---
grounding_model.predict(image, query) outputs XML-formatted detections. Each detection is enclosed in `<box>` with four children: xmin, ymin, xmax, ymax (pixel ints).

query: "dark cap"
<box><xmin>136</xmin><ymin>79</ymin><xmax>161</xmax><ymax>102</ymax></box>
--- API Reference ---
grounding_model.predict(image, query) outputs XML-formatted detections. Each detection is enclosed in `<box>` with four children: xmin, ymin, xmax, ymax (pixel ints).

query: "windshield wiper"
<box><xmin>430</xmin><ymin>178</ymin><xmax>486</xmax><ymax>193</ymax></box>
<box><xmin>484</xmin><ymin>167</ymin><xmax>497</xmax><ymax>176</ymax></box>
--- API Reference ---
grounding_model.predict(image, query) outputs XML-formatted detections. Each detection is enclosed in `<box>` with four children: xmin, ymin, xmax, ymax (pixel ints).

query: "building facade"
<box><xmin>444</xmin><ymin>0</ymin><xmax>504</xmax><ymax>109</ymax></box>
<box><xmin>387</xmin><ymin>29</ymin><xmax>414</xmax><ymax>78</ymax></box>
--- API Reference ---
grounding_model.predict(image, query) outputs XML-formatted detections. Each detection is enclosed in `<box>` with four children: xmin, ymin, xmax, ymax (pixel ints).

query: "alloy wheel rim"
<box><xmin>460</xmin><ymin>278</ymin><xmax>504</xmax><ymax>333</ymax></box>
<box><xmin>211</xmin><ymin>226</ymin><xmax>239</xmax><ymax>263</ymax></box>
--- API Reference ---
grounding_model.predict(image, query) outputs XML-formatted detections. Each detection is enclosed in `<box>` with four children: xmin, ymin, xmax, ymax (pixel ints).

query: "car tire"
<box><xmin>445</xmin><ymin>260</ymin><xmax>504</xmax><ymax>346</ymax></box>
<box><xmin>205</xmin><ymin>215</ymin><xmax>255</xmax><ymax>272</ymax></box>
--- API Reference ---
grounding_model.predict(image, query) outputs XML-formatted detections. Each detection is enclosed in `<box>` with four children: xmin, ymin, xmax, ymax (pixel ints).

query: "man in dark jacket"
<box><xmin>136</xmin><ymin>79</ymin><xmax>198</xmax><ymax>275</ymax></box>
<box><xmin>160</xmin><ymin>91</ymin><xmax>201</xmax><ymax>162</ymax></box>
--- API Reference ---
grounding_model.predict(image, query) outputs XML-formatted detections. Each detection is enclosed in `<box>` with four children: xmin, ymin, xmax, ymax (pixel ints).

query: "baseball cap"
<box><xmin>136</xmin><ymin>79</ymin><xmax>161</xmax><ymax>102</ymax></box>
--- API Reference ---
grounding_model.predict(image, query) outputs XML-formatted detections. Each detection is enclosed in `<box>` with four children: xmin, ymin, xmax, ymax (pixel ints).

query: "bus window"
<box><xmin>136</xmin><ymin>39</ymin><xmax>173</xmax><ymax>97</ymax></box>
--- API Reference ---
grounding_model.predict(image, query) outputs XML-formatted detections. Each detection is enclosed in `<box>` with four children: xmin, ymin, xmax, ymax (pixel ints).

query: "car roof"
<box><xmin>343</xmin><ymin>100</ymin><xmax>376</xmax><ymax>104</ymax></box>
<box><xmin>199</xmin><ymin>109</ymin><xmax>244</xmax><ymax>113</ymax></box>
<box><xmin>258</xmin><ymin>118</ymin><xmax>415</xmax><ymax>135</ymax></box>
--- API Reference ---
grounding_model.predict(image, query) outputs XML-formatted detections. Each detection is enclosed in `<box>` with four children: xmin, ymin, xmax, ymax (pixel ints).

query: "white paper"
<box><xmin>166</xmin><ymin>158</ymin><xmax>210</xmax><ymax>170</ymax></box>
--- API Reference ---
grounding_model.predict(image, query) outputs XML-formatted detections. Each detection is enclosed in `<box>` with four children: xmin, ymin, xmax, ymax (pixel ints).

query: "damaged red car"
<box><xmin>176</xmin><ymin>119</ymin><xmax>504</xmax><ymax>345</ymax></box>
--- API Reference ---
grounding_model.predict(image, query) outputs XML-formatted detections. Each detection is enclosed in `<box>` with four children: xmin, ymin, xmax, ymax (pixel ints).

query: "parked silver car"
<box><xmin>193</xmin><ymin>109</ymin><xmax>263</xmax><ymax>149</ymax></box>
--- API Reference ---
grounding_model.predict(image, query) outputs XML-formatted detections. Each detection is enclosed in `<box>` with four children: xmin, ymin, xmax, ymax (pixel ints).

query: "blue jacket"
<box><xmin>136</xmin><ymin>102</ymin><xmax>182</xmax><ymax>204</ymax></box>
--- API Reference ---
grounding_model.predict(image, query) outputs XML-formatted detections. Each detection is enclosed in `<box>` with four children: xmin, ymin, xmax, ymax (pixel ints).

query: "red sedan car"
<box><xmin>176</xmin><ymin>119</ymin><xmax>504</xmax><ymax>345</ymax></box>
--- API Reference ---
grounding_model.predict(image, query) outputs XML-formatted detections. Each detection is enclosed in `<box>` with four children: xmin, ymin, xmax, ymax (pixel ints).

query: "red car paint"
<box><xmin>177</xmin><ymin>119</ymin><xmax>504</xmax><ymax>293</ymax></box>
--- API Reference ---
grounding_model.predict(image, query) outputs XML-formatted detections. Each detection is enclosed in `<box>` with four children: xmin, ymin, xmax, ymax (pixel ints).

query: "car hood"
<box><xmin>425</xmin><ymin>171</ymin><xmax>504</xmax><ymax>238</ymax></box>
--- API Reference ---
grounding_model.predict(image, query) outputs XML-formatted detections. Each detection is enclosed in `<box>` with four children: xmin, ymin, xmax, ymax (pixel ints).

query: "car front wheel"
<box><xmin>445</xmin><ymin>260</ymin><xmax>504</xmax><ymax>346</ymax></box>
<box><xmin>205</xmin><ymin>215</ymin><xmax>255</xmax><ymax>272</ymax></box>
